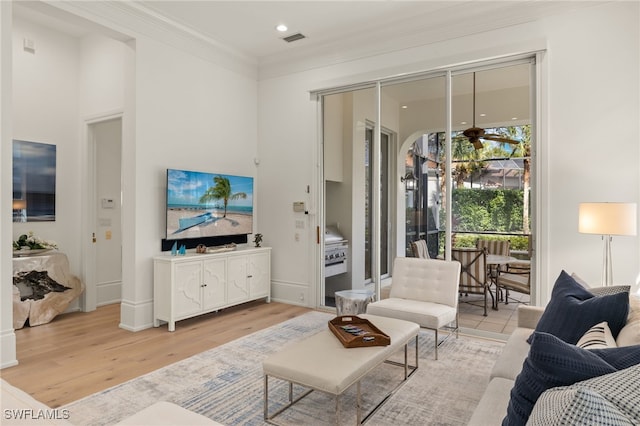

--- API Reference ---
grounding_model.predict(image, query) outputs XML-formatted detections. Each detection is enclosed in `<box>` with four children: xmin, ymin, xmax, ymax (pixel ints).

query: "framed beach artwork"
<box><xmin>13</xmin><ymin>140</ymin><xmax>57</xmax><ymax>222</ymax></box>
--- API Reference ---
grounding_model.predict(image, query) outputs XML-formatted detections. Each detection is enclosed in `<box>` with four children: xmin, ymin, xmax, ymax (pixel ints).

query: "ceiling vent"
<box><xmin>282</xmin><ymin>33</ymin><xmax>306</xmax><ymax>43</ymax></box>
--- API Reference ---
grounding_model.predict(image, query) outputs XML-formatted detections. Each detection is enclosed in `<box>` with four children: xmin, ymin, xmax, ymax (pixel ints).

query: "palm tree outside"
<box><xmin>199</xmin><ymin>176</ymin><xmax>247</xmax><ymax>218</ymax></box>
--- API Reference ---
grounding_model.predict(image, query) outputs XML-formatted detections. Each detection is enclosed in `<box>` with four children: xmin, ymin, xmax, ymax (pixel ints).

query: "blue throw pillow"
<box><xmin>529</xmin><ymin>271</ymin><xmax>629</xmax><ymax>344</ymax></box>
<box><xmin>503</xmin><ymin>332</ymin><xmax>640</xmax><ymax>426</ymax></box>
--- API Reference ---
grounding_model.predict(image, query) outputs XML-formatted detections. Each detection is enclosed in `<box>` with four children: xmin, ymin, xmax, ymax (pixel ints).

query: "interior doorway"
<box><xmin>84</xmin><ymin>116</ymin><xmax>123</xmax><ymax>311</ymax></box>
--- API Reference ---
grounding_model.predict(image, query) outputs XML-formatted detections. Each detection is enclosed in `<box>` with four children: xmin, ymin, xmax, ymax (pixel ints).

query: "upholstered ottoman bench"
<box><xmin>262</xmin><ymin>314</ymin><xmax>419</xmax><ymax>424</ymax></box>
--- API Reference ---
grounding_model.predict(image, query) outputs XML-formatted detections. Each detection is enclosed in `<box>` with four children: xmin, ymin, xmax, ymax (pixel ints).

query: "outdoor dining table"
<box><xmin>486</xmin><ymin>254</ymin><xmax>518</xmax><ymax>310</ymax></box>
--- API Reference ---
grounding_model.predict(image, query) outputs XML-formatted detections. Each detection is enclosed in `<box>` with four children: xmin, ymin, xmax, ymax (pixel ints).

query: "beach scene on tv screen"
<box><xmin>166</xmin><ymin>169</ymin><xmax>253</xmax><ymax>240</ymax></box>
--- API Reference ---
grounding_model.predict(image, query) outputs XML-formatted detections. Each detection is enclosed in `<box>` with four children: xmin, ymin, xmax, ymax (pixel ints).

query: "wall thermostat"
<box><xmin>101</xmin><ymin>198</ymin><xmax>115</xmax><ymax>209</ymax></box>
<box><xmin>293</xmin><ymin>202</ymin><xmax>306</xmax><ymax>212</ymax></box>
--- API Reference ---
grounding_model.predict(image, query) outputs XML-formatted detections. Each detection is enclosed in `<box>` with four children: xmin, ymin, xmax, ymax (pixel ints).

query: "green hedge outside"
<box><xmin>435</xmin><ymin>187</ymin><xmax>530</xmax><ymax>254</ymax></box>
<box><xmin>451</xmin><ymin>188</ymin><xmax>525</xmax><ymax>233</ymax></box>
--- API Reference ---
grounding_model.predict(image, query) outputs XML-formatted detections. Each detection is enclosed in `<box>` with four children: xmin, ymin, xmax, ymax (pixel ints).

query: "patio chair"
<box><xmin>366</xmin><ymin>257</ymin><xmax>461</xmax><ymax>360</ymax></box>
<box><xmin>476</xmin><ymin>239</ymin><xmax>511</xmax><ymax>258</ymax></box>
<box><xmin>451</xmin><ymin>247</ymin><xmax>491</xmax><ymax>316</ymax></box>
<box><xmin>476</xmin><ymin>238</ymin><xmax>511</xmax><ymax>297</ymax></box>
<box><xmin>496</xmin><ymin>261</ymin><xmax>530</xmax><ymax>305</ymax></box>
<box><xmin>410</xmin><ymin>239</ymin><xmax>430</xmax><ymax>258</ymax></box>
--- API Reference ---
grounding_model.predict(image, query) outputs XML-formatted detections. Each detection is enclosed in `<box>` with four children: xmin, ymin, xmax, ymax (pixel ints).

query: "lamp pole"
<box><xmin>602</xmin><ymin>235</ymin><xmax>613</xmax><ymax>286</ymax></box>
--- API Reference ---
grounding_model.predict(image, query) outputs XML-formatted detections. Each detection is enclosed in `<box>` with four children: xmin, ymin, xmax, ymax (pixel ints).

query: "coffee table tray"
<box><xmin>328</xmin><ymin>315</ymin><xmax>390</xmax><ymax>348</ymax></box>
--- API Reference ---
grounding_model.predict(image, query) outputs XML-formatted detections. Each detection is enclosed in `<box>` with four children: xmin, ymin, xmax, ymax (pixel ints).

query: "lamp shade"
<box><xmin>578</xmin><ymin>202</ymin><xmax>637</xmax><ymax>236</ymax></box>
<box><xmin>12</xmin><ymin>199</ymin><xmax>27</xmax><ymax>210</ymax></box>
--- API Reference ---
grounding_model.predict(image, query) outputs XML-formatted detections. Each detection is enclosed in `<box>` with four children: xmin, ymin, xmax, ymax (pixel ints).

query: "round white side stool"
<box><xmin>335</xmin><ymin>289</ymin><xmax>375</xmax><ymax>315</ymax></box>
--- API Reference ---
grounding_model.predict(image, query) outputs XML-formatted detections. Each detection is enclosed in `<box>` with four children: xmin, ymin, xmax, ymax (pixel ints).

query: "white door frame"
<box><xmin>81</xmin><ymin>110</ymin><xmax>123</xmax><ymax>312</ymax></box>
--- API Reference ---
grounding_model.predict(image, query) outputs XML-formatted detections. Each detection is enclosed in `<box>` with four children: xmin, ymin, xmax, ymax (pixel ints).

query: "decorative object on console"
<box><xmin>12</xmin><ymin>252</ymin><xmax>84</xmax><ymax>328</ymax></box>
<box><xmin>13</xmin><ymin>270</ymin><xmax>71</xmax><ymax>301</ymax></box>
<box><xmin>578</xmin><ymin>202</ymin><xmax>637</xmax><ymax>286</ymax></box>
<box><xmin>13</xmin><ymin>232</ymin><xmax>58</xmax><ymax>257</ymax></box>
<box><xmin>171</xmin><ymin>241</ymin><xmax>178</xmax><ymax>255</ymax></box>
<box><xmin>179</xmin><ymin>245</ymin><xmax>186</xmax><ymax>255</ymax></box>
<box><xmin>206</xmin><ymin>243</ymin><xmax>236</xmax><ymax>253</ymax></box>
<box><xmin>196</xmin><ymin>244</ymin><xmax>207</xmax><ymax>253</ymax></box>
<box><xmin>13</xmin><ymin>232</ymin><xmax>58</xmax><ymax>250</ymax></box>
<box><xmin>253</xmin><ymin>233</ymin><xmax>263</xmax><ymax>247</ymax></box>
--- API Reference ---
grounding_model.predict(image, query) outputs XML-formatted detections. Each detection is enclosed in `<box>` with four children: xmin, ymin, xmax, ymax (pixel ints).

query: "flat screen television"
<box><xmin>165</xmin><ymin>169</ymin><xmax>253</xmax><ymax>243</ymax></box>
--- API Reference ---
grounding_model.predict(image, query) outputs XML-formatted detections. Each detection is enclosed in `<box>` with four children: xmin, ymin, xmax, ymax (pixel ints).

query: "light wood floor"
<box><xmin>0</xmin><ymin>301</ymin><xmax>311</xmax><ymax>408</ymax></box>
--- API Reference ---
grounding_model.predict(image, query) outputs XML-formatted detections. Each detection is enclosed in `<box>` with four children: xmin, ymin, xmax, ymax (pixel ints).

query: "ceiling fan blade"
<box><xmin>483</xmin><ymin>134</ymin><xmax>520</xmax><ymax>144</ymax></box>
<box><xmin>472</xmin><ymin>139</ymin><xmax>484</xmax><ymax>150</ymax></box>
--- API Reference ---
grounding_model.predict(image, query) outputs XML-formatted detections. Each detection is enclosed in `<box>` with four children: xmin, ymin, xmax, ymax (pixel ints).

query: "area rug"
<box><xmin>64</xmin><ymin>311</ymin><xmax>505</xmax><ymax>425</ymax></box>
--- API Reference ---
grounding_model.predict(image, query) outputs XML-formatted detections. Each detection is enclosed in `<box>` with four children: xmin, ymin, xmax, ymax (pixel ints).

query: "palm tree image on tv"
<box><xmin>199</xmin><ymin>175</ymin><xmax>247</xmax><ymax>218</ymax></box>
<box><xmin>166</xmin><ymin>169</ymin><xmax>253</xmax><ymax>239</ymax></box>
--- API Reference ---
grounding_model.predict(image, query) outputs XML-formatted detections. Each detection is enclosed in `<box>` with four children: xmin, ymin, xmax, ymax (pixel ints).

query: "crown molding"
<box><xmin>256</xmin><ymin>1</ymin><xmax>601</xmax><ymax>81</ymax></box>
<box><xmin>43</xmin><ymin>1</ymin><xmax>258</xmax><ymax>79</ymax></box>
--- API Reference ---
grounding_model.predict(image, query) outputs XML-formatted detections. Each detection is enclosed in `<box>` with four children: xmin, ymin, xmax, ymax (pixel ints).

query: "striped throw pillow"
<box><xmin>576</xmin><ymin>321</ymin><xmax>617</xmax><ymax>349</ymax></box>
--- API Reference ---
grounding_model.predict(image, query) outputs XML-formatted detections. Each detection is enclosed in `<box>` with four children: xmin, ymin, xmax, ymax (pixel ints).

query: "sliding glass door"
<box><xmin>365</xmin><ymin>127</ymin><xmax>391</xmax><ymax>283</ymax></box>
<box><xmin>319</xmin><ymin>58</ymin><xmax>535</xmax><ymax>312</ymax></box>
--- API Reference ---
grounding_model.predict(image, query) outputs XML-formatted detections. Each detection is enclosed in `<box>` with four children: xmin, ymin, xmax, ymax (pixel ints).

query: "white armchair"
<box><xmin>366</xmin><ymin>257</ymin><xmax>461</xmax><ymax>359</ymax></box>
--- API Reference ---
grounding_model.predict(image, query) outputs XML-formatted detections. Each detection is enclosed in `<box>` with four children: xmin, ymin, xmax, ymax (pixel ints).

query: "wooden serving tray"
<box><xmin>328</xmin><ymin>315</ymin><xmax>390</xmax><ymax>348</ymax></box>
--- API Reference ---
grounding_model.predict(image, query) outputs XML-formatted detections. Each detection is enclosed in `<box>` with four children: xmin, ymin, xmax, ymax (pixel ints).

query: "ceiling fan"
<box><xmin>456</xmin><ymin>72</ymin><xmax>520</xmax><ymax>150</ymax></box>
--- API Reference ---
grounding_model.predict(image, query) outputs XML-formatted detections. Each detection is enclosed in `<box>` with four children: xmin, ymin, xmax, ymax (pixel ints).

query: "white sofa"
<box><xmin>468</xmin><ymin>305</ymin><xmax>544</xmax><ymax>425</ymax></box>
<box><xmin>1</xmin><ymin>379</ymin><xmax>222</xmax><ymax>426</ymax></box>
<box><xmin>469</xmin><ymin>289</ymin><xmax>640</xmax><ymax>425</ymax></box>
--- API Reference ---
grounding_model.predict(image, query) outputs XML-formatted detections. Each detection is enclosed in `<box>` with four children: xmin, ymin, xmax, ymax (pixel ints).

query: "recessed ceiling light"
<box><xmin>276</xmin><ymin>24</ymin><xmax>288</xmax><ymax>32</ymax></box>
<box><xmin>479</xmin><ymin>113</ymin><xmax>486</xmax><ymax>117</ymax></box>
<box><xmin>461</xmin><ymin>121</ymin><xmax>467</xmax><ymax>125</ymax></box>
<box><xmin>511</xmin><ymin>117</ymin><xmax>518</xmax><ymax>120</ymax></box>
<box><xmin>401</xmin><ymin>105</ymin><xmax>408</xmax><ymax>109</ymax></box>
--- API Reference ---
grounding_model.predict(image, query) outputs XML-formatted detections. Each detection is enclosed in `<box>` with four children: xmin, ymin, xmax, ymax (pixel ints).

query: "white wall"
<box><xmin>11</xmin><ymin>17</ymin><xmax>82</xmax><ymax>288</ymax></box>
<box><xmin>258</xmin><ymin>1</ymin><xmax>640</xmax><ymax>306</ymax></box>
<box><xmin>11</xmin><ymin>24</ymin><xmax>129</xmax><ymax>318</ymax></box>
<box><xmin>258</xmin><ymin>73</ymin><xmax>317</xmax><ymax>306</ymax></box>
<box><xmin>79</xmin><ymin>35</ymin><xmax>126</xmax><ymax>116</ymax></box>
<box><xmin>1</xmin><ymin>1</ymin><xmax>17</xmax><ymax>369</ymax></box>
<box><xmin>123</xmin><ymin>35</ymin><xmax>258</xmax><ymax>328</ymax></box>
<box><xmin>542</xmin><ymin>4</ymin><xmax>639</xmax><ymax>297</ymax></box>
<box><xmin>78</xmin><ymin>34</ymin><xmax>129</xmax><ymax>312</ymax></box>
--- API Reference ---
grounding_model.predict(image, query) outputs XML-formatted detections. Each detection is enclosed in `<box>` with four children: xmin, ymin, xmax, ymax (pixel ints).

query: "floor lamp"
<box><xmin>578</xmin><ymin>202</ymin><xmax>637</xmax><ymax>286</ymax></box>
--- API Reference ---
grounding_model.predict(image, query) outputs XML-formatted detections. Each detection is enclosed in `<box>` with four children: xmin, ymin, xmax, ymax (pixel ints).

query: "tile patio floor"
<box><xmin>458</xmin><ymin>290</ymin><xmax>530</xmax><ymax>335</ymax></box>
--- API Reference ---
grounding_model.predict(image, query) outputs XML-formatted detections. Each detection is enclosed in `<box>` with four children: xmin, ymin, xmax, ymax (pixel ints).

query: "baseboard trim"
<box><xmin>271</xmin><ymin>280</ymin><xmax>312</xmax><ymax>307</ymax></box>
<box><xmin>0</xmin><ymin>328</ymin><xmax>17</xmax><ymax>369</ymax></box>
<box><xmin>119</xmin><ymin>298</ymin><xmax>154</xmax><ymax>332</ymax></box>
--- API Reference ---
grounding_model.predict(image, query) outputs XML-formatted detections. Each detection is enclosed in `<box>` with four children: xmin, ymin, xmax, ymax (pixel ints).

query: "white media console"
<box><xmin>153</xmin><ymin>246</ymin><xmax>271</xmax><ymax>331</ymax></box>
